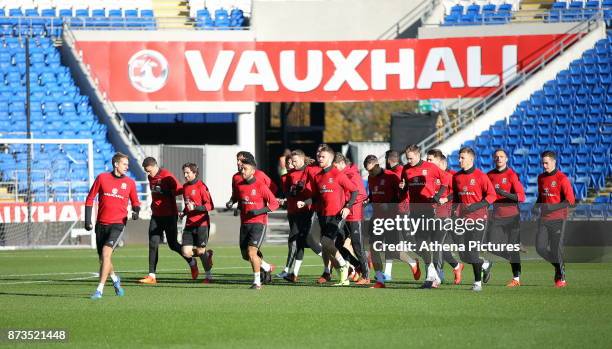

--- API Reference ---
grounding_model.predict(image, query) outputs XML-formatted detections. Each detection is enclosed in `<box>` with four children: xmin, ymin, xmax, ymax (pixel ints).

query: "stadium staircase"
<box><xmin>516</xmin><ymin>0</ymin><xmax>555</xmax><ymax>21</ymax></box>
<box><xmin>152</xmin><ymin>0</ymin><xmax>192</xmax><ymax>28</ymax></box>
<box><xmin>61</xmin><ymin>27</ymin><xmax>146</xmax><ymax>177</ymax></box>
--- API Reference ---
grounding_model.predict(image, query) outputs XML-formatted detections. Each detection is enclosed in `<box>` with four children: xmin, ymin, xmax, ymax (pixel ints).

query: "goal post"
<box><xmin>0</xmin><ymin>138</ymin><xmax>96</xmax><ymax>250</ymax></box>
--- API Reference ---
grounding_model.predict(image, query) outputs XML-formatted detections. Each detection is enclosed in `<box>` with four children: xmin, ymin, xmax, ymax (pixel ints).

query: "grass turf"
<box><xmin>1</xmin><ymin>245</ymin><xmax>611</xmax><ymax>348</ymax></box>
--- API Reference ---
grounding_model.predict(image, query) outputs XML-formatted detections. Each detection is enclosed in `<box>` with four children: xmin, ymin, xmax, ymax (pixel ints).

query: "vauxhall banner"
<box><xmin>76</xmin><ymin>34</ymin><xmax>569</xmax><ymax>102</ymax></box>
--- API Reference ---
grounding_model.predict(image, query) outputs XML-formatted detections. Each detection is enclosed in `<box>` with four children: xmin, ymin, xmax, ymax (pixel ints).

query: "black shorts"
<box><xmin>95</xmin><ymin>223</ymin><xmax>124</xmax><ymax>257</ymax></box>
<box><xmin>318</xmin><ymin>215</ymin><xmax>343</xmax><ymax>240</ymax></box>
<box><xmin>182</xmin><ymin>226</ymin><xmax>209</xmax><ymax>248</ymax></box>
<box><xmin>239</xmin><ymin>223</ymin><xmax>266</xmax><ymax>251</ymax></box>
<box><xmin>149</xmin><ymin>215</ymin><xmax>178</xmax><ymax>236</ymax></box>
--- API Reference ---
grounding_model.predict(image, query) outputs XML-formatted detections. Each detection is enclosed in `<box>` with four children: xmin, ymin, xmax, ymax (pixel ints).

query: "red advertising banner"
<box><xmin>76</xmin><ymin>34</ymin><xmax>569</xmax><ymax>102</ymax></box>
<box><xmin>0</xmin><ymin>202</ymin><xmax>86</xmax><ymax>223</ymax></box>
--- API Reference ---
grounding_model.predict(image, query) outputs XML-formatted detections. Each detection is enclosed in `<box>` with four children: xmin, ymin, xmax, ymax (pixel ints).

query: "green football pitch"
<box><xmin>1</xmin><ymin>245</ymin><xmax>611</xmax><ymax>348</ymax></box>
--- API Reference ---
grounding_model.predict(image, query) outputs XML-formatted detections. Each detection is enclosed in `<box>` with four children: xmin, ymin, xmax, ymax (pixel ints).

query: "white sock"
<box><xmin>474</xmin><ymin>281</ymin><xmax>482</xmax><ymax>287</ymax></box>
<box><xmin>110</xmin><ymin>273</ymin><xmax>119</xmax><ymax>283</ymax></box>
<box><xmin>206</xmin><ymin>271</ymin><xmax>212</xmax><ymax>279</ymax></box>
<box><xmin>148</xmin><ymin>273</ymin><xmax>156</xmax><ymax>278</ymax></box>
<box><xmin>317</xmin><ymin>252</ymin><xmax>323</xmax><ymax>257</ymax></box>
<box><xmin>283</xmin><ymin>266</ymin><xmax>289</xmax><ymax>273</ymax></box>
<box><xmin>96</xmin><ymin>283</ymin><xmax>104</xmax><ymax>293</ymax></box>
<box><xmin>294</xmin><ymin>260</ymin><xmax>303</xmax><ymax>276</ymax></box>
<box><xmin>384</xmin><ymin>261</ymin><xmax>393</xmax><ymax>276</ymax></box>
<box><xmin>513</xmin><ymin>276</ymin><xmax>520</xmax><ymax>281</ymax></box>
<box><xmin>261</xmin><ymin>261</ymin><xmax>271</xmax><ymax>272</ymax></box>
<box><xmin>375</xmin><ymin>271</ymin><xmax>385</xmax><ymax>283</ymax></box>
<box><xmin>454</xmin><ymin>263</ymin><xmax>462</xmax><ymax>270</ymax></box>
<box><xmin>408</xmin><ymin>261</ymin><xmax>417</xmax><ymax>268</ymax></box>
<box><xmin>253</xmin><ymin>272</ymin><xmax>261</xmax><ymax>285</ymax></box>
<box><xmin>336</xmin><ymin>255</ymin><xmax>347</xmax><ymax>267</ymax></box>
<box><xmin>427</xmin><ymin>263</ymin><xmax>438</xmax><ymax>281</ymax></box>
<box><xmin>482</xmin><ymin>260</ymin><xmax>490</xmax><ymax>270</ymax></box>
<box><xmin>188</xmin><ymin>258</ymin><xmax>196</xmax><ymax>267</ymax></box>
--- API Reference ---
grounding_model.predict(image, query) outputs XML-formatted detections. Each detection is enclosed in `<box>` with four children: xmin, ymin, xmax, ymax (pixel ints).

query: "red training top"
<box><xmin>86</xmin><ymin>172</ymin><xmax>140</xmax><ymax>225</ymax></box>
<box><xmin>388</xmin><ymin>164</ymin><xmax>403</xmax><ymax>181</ymax></box>
<box><xmin>342</xmin><ymin>165</ymin><xmax>367</xmax><ymax>221</ymax></box>
<box><xmin>309</xmin><ymin>166</ymin><xmax>358</xmax><ymax>217</ymax></box>
<box><xmin>452</xmin><ymin>167</ymin><xmax>497</xmax><ymax>220</ymax></box>
<box><xmin>401</xmin><ymin>160</ymin><xmax>447</xmax><ymax>204</ymax></box>
<box><xmin>236</xmin><ymin>177</ymin><xmax>279</xmax><ymax>224</ymax></box>
<box><xmin>182</xmin><ymin>179</ymin><xmax>214</xmax><ymax>227</ymax></box>
<box><xmin>433</xmin><ymin>168</ymin><xmax>454</xmax><ymax>218</ymax></box>
<box><xmin>487</xmin><ymin>167</ymin><xmax>526</xmax><ymax>218</ymax></box>
<box><xmin>148</xmin><ymin>168</ymin><xmax>182</xmax><ymax>217</ymax></box>
<box><xmin>232</xmin><ymin>169</ymin><xmax>278</xmax><ymax>201</ymax></box>
<box><xmin>537</xmin><ymin>169</ymin><xmax>575</xmax><ymax>221</ymax></box>
<box><xmin>281</xmin><ymin>166</ymin><xmax>312</xmax><ymax>215</ymax></box>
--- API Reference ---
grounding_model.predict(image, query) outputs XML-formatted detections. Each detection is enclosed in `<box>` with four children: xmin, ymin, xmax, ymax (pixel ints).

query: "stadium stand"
<box><xmin>442</xmin><ymin>1</ymin><xmax>520</xmax><ymax>25</ymax></box>
<box><xmin>447</xmin><ymin>34</ymin><xmax>612</xmax><ymax>215</ymax></box>
<box><xmin>547</xmin><ymin>1</ymin><xmax>612</xmax><ymax>24</ymax></box>
<box><xmin>0</xmin><ymin>34</ymin><xmax>132</xmax><ymax>202</ymax></box>
<box><xmin>0</xmin><ymin>0</ymin><xmax>156</xmax><ymax>32</ymax></box>
<box><xmin>188</xmin><ymin>0</ymin><xmax>250</xmax><ymax>29</ymax></box>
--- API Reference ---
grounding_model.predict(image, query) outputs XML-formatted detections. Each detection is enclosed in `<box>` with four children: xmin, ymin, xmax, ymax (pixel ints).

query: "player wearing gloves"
<box><xmin>85</xmin><ymin>152</ymin><xmax>140</xmax><ymax>300</ymax></box>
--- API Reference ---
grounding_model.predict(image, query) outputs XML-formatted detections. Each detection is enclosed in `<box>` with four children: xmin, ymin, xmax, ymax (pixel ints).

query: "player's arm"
<box><xmin>338</xmin><ymin>173</ymin><xmax>358</xmax><ymax>218</ymax></box>
<box><xmin>260</xmin><ymin>171</ymin><xmax>279</xmax><ymax>196</ymax></box>
<box><xmin>84</xmin><ymin>176</ymin><xmax>101</xmax><ymax>230</ymax></box>
<box><xmin>129</xmin><ymin>180</ymin><xmax>141</xmax><ymax>220</ymax></box>
<box><xmin>298</xmin><ymin>173</ymin><xmax>317</xmax><ymax>207</ymax></box>
<box><xmin>431</xmin><ymin>167</ymin><xmax>448</xmax><ymax>204</ymax></box>
<box><xmin>247</xmin><ymin>184</ymin><xmax>279</xmax><ymax>216</ymax></box>
<box><xmin>195</xmin><ymin>183</ymin><xmax>214</xmax><ymax>212</ymax></box>
<box><xmin>169</xmin><ymin>173</ymin><xmax>183</xmax><ymax>196</ymax></box>
<box><xmin>227</xmin><ymin>176</ymin><xmax>239</xmax><ymax>209</ymax></box>
<box><xmin>464</xmin><ymin>175</ymin><xmax>494</xmax><ymax>213</ymax></box>
<box><xmin>496</xmin><ymin>172</ymin><xmax>525</xmax><ymax>203</ymax></box>
<box><xmin>546</xmin><ymin>177</ymin><xmax>576</xmax><ymax>211</ymax></box>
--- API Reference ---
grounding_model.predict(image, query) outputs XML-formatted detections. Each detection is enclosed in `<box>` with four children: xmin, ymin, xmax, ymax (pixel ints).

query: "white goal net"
<box><xmin>0</xmin><ymin>138</ymin><xmax>95</xmax><ymax>250</ymax></box>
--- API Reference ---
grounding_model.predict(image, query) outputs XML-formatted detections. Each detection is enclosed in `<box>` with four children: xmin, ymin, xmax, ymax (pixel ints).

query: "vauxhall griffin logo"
<box><xmin>128</xmin><ymin>50</ymin><xmax>169</xmax><ymax>93</ymax></box>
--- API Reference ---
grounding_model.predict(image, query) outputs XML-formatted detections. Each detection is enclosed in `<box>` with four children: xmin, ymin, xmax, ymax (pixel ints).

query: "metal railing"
<box><xmin>378</xmin><ymin>0</ymin><xmax>440</xmax><ymax>40</ymax></box>
<box><xmin>416</xmin><ymin>15</ymin><xmax>602</xmax><ymax>152</ymax></box>
<box><xmin>61</xmin><ymin>25</ymin><xmax>146</xmax><ymax>162</ymax></box>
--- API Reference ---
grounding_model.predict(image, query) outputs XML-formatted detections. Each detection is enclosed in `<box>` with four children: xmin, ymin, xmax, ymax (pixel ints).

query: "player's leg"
<box><xmin>244</xmin><ymin>224</ymin><xmax>266</xmax><ymax>289</ymax></box>
<box><xmin>196</xmin><ymin>226</ymin><xmax>214</xmax><ymax>283</ymax></box>
<box><xmin>164</xmin><ymin>216</ymin><xmax>199</xmax><ymax>279</ymax></box>
<box><xmin>336</xmin><ymin>226</ymin><xmax>360</xmax><ymax>273</ymax></box>
<box><xmin>504</xmin><ymin>216</ymin><xmax>522</xmax><ymax>287</ymax></box>
<box><xmin>441</xmin><ymin>228</ymin><xmax>463</xmax><ymax>285</ymax></box>
<box><xmin>140</xmin><ymin>216</ymin><xmax>162</xmax><ymax>284</ymax></box>
<box><xmin>91</xmin><ymin>224</ymin><xmax>125</xmax><ymax>299</ymax></box>
<box><xmin>464</xmin><ymin>225</ymin><xmax>484</xmax><ymax>292</ymax></box>
<box><xmin>181</xmin><ymin>226</ymin><xmax>196</xmax><ymax>258</ymax></box>
<box><xmin>386</xmin><ymin>227</ymin><xmax>420</xmax><ymax>281</ymax></box>
<box><xmin>535</xmin><ymin>219</ymin><xmax>560</xmax><ymax>284</ymax></box>
<box><xmin>320</xmin><ymin>216</ymin><xmax>350</xmax><ymax>286</ymax></box>
<box><xmin>304</xmin><ymin>212</ymin><xmax>322</xmax><ymax>256</ymax></box>
<box><xmin>316</xmin><ymin>216</ymin><xmax>332</xmax><ymax>283</ymax></box>
<box><xmin>547</xmin><ymin>220</ymin><xmax>567</xmax><ymax>287</ymax></box>
<box><xmin>348</xmin><ymin>221</ymin><xmax>370</xmax><ymax>284</ymax></box>
<box><xmin>280</xmin><ymin>215</ymin><xmax>299</xmax><ymax>278</ymax></box>
<box><xmin>253</xmin><ymin>224</ymin><xmax>274</xmax><ymax>284</ymax></box>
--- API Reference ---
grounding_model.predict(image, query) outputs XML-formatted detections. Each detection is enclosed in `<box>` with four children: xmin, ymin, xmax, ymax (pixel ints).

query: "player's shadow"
<box><xmin>0</xmin><ymin>291</ymin><xmax>90</xmax><ymax>299</ymax></box>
